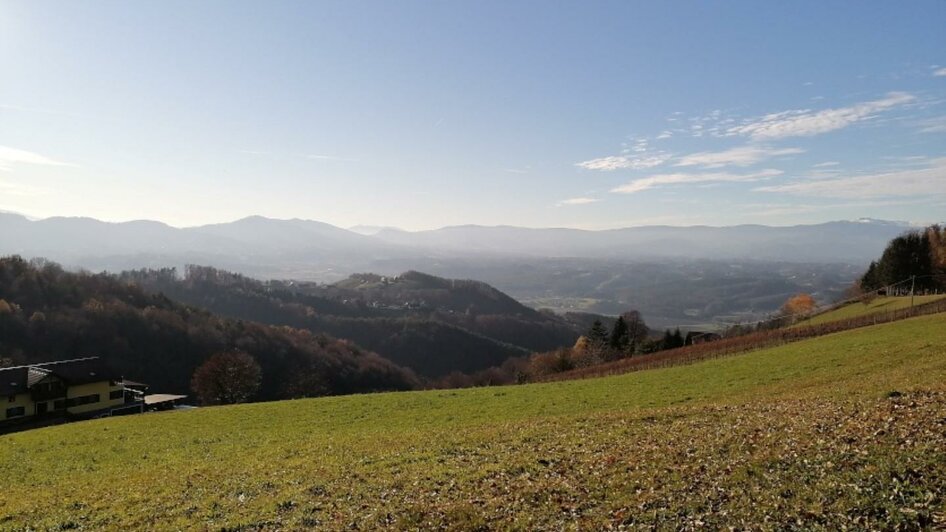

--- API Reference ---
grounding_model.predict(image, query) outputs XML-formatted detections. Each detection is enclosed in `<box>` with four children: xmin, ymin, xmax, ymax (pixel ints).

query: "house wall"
<box><xmin>66</xmin><ymin>381</ymin><xmax>125</xmax><ymax>415</ymax></box>
<box><xmin>4</xmin><ymin>393</ymin><xmax>33</xmax><ymax>420</ymax></box>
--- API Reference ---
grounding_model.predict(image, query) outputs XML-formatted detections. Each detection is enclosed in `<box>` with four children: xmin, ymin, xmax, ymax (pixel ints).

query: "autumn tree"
<box><xmin>191</xmin><ymin>350</ymin><xmax>262</xmax><ymax>405</ymax></box>
<box><xmin>929</xmin><ymin>225</ymin><xmax>946</xmax><ymax>272</ymax></box>
<box><xmin>781</xmin><ymin>293</ymin><xmax>816</xmax><ymax>318</ymax></box>
<box><xmin>570</xmin><ymin>335</ymin><xmax>602</xmax><ymax>367</ymax></box>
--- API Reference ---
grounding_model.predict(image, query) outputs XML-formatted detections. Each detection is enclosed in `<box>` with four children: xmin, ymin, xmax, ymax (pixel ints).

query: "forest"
<box><xmin>859</xmin><ymin>225</ymin><xmax>946</xmax><ymax>293</ymax></box>
<box><xmin>117</xmin><ymin>266</ymin><xmax>602</xmax><ymax>378</ymax></box>
<box><xmin>0</xmin><ymin>257</ymin><xmax>418</xmax><ymax>401</ymax></box>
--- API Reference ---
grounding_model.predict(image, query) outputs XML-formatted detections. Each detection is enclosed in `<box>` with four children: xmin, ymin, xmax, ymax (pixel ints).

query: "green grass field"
<box><xmin>2</xmin><ymin>314</ymin><xmax>946</xmax><ymax>530</ymax></box>
<box><xmin>794</xmin><ymin>294</ymin><xmax>946</xmax><ymax>328</ymax></box>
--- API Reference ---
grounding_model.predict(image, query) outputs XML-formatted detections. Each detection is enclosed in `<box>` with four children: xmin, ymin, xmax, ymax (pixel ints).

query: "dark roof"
<box><xmin>27</xmin><ymin>367</ymin><xmax>52</xmax><ymax>387</ymax></box>
<box><xmin>0</xmin><ymin>357</ymin><xmax>121</xmax><ymax>396</ymax></box>
<box><xmin>39</xmin><ymin>358</ymin><xmax>120</xmax><ymax>385</ymax></box>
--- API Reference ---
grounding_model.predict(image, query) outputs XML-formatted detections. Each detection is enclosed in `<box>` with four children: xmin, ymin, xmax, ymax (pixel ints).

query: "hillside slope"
<box><xmin>2</xmin><ymin>314</ymin><xmax>945</xmax><ymax>529</ymax></box>
<box><xmin>122</xmin><ymin>266</ymin><xmax>585</xmax><ymax>377</ymax></box>
<box><xmin>795</xmin><ymin>294</ymin><xmax>946</xmax><ymax>328</ymax></box>
<box><xmin>0</xmin><ymin>257</ymin><xmax>418</xmax><ymax>400</ymax></box>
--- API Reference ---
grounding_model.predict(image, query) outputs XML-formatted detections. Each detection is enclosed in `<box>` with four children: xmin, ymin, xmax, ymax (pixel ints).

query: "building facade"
<box><xmin>1</xmin><ymin>357</ymin><xmax>131</xmax><ymax>425</ymax></box>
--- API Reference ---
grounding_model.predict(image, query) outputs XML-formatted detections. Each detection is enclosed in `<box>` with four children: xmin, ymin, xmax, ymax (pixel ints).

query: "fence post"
<box><xmin>911</xmin><ymin>275</ymin><xmax>916</xmax><ymax>309</ymax></box>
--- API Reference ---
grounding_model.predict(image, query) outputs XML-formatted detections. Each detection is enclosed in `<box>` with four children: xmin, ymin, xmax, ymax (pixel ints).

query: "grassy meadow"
<box><xmin>2</xmin><ymin>313</ymin><xmax>946</xmax><ymax>530</ymax></box>
<box><xmin>795</xmin><ymin>294</ymin><xmax>946</xmax><ymax>328</ymax></box>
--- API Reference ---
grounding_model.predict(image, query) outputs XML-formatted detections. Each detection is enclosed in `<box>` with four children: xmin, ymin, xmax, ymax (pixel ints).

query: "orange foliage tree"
<box><xmin>781</xmin><ymin>293</ymin><xmax>816</xmax><ymax>317</ymax></box>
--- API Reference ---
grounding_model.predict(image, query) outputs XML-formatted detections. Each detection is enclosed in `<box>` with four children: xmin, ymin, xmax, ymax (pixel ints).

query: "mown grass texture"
<box><xmin>1</xmin><ymin>313</ymin><xmax>945</xmax><ymax>530</ymax></box>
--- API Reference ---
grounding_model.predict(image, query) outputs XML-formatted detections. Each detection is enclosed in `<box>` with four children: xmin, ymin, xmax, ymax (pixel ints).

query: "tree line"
<box><xmin>859</xmin><ymin>225</ymin><xmax>946</xmax><ymax>294</ymax></box>
<box><xmin>0</xmin><ymin>256</ymin><xmax>418</xmax><ymax>405</ymax></box>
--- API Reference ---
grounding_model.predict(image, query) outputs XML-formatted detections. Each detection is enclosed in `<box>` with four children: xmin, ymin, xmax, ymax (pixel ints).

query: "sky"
<box><xmin>0</xmin><ymin>1</ymin><xmax>944</xmax><ymax>231</ymax></box>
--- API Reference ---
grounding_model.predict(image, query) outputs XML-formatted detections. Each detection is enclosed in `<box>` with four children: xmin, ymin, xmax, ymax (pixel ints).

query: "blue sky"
<box><xmin>0</xmin><ymin>1</ymin><xmax>944</xmax><ymax>230</ymax></box>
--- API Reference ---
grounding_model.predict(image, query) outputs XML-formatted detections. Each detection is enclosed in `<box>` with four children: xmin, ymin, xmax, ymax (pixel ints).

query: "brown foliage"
<box><xmin>928</xmin><ymin>225</ymin><xmax>946</xmax><ymax>271</ymax></box>
<box><xmin>191</xmin><ymin>350</ymin><xmax>262</xmax><ymax>405</ymax></box>
<box><xmin>781</xmin><ymin>293</ymin><xmax>816</xmax><ymax>316</ymax></box>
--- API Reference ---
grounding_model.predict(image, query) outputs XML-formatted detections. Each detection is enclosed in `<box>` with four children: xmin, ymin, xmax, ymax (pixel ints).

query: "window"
<box><xmin>53</xmin><ymin>399</ymin><xmax>66</xmax><ymax>410</ymax></box>
<box><xmin>109</xmin><ymin>390</ymin><xmax>124</xmax><ymax>400</ymax></box>
<box><xmin>6</xmin><ymin>406</ymin><xmax>25</xmax><ymax>419</ymax></box>
<box><xmin>66</xmin><ymin>394</ymin><xmax>101</xmax><ymax>408</ymax></box>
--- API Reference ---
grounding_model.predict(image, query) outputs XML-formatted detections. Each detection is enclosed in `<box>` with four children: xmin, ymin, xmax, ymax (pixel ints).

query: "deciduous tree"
<box><xmin>781</xmin><ymin>293</ymin><xmax>816</xmax><ymax>317</ymax></box>
<box><xmin>191</xmin><ymin>350</ymin><xmax>262</xmax><ymax>405</ymax></box>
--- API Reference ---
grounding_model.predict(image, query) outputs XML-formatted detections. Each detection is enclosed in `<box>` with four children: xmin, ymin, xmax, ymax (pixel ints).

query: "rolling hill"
<box><xmin>0</xmin><ymin>257</ymin><xmax>418</xmax><ymax>401</ymax></box>
<box><xmin>1</xmin><ymin>313</ymin><xmax>944</xmax><ymax>529</ymax></box>
<box><xmin>120</xmin><ymin>266</ymin><xmax>592</xmax><ymax>378</ymax></box>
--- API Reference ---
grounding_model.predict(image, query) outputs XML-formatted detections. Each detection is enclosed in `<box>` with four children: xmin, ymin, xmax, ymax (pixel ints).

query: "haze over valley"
<box><xmin>2</xmin><ymin>1</ymin><xmax>945</xmax><ymax>529</ymax></box>
<box><xmin>0</xmin><ymin>212</ymin><xmax>911</xmax><ymax>327</ymax></box>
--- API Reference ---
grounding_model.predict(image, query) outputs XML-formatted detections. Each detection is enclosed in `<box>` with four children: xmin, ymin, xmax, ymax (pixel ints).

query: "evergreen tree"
<box><xmin>671</xmin><ymin>328</ymin><xmax>684</xmax><ymax>348</ymax></box>
<box><xmin>661</xmin><ymin>329</ymin><xmax>673</xmax><ymax>350</ymax></box>
<box><xmin>586</xmin><ymin>319</ymin><xmax>609</xmax><ymax>347</ymax></box>
<box><xmin>609</xmin><ymin>316</ymin><xmax>630</xmax><ymax>350</ymax></box>
<box><xmin>860</xmin><ymin>261</ymin><xmax>880</xmax><ymax>292</ymax></box>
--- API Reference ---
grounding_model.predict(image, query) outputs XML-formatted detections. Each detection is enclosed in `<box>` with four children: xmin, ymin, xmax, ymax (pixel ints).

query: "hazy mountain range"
<box><xmin>0</xmin><ymin>212</ymin><xmax>912</xmax><ymax>272</ymax></box>
<box><xmin>1</xmin><ymin>213</ymin><xmax>914</xmax><ymax>328</ymax></box>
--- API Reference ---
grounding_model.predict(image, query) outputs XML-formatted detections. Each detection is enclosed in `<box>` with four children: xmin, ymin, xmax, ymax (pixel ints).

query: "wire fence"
<box><xmin>539</xmin><ymin>293</ymin><xmax>946</xmax><ymax>383</ymax></box>
<box><xmin>710</xmin><ymin>275</ymin><xmax>937</xmax><ymax>333</ymax></box>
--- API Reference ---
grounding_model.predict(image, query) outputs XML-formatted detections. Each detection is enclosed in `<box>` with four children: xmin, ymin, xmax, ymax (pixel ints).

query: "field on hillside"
<box><xmin>796</xmin><ymin>295</ymin><xmax>946</xmax><ymax>328</ymax></box>
<box><xmin>2</xmin><ymin>314</ymin><xmax>946</xmax><ymax>530</ymax></box>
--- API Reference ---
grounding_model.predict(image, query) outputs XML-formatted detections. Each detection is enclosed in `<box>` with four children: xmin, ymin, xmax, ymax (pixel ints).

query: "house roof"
<box><xmin>27</xmin><ymin>367</ymin><xmax>52</xmax><ymax>387</ymax></box>
<box><xmin>144</xmin><ymin>394</ymin><xmax>187</xmax><ymax>406</ymax></box>
<box><xmin>0</xmin><ymin>357</ymin><xmax>121</xmax><ymax>396</ymax></box>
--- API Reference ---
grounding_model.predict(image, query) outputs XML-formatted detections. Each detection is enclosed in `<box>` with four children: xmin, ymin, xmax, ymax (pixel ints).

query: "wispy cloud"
<box><xmin>932</xmin><ymin>66</ymin><xmax>946</xmax><ymax>77</ymax></box>
<box><xmin>812</xmin><ymin>161</ymin><xmax>840</xmax><ymax>168</ymax></box>
<box><xmin>305</xmin><ymin>154</ymin><xmax>358</xmax><ymax>162</ymax></box>
<box><xmin>675</xmin><ymin>145</ymin><xmax>803</xmax><ymax>168</ymax></box>
<box><xmin>557</xmin><ymin>197</ymin><xmax>600</xmax><ymax>206</ymax></box>
<box><xmin>918</xmin><ymin>115</ymin><xmax>946</xmax><ymax>133</ymax></box>
<box><xmin>611</xmin><ymin>168</ymin><xmax>782</xmax><ymax>194</ymax></box>
<box><xmin>576</xmin><ymin>153</ymin><xmax>670</xmax><ymax>171</ymax></box>
<box><xmin>726</xmin><ymin>92</ymin><xmax>915</xmax><ymax>140</ymax></box>
<box><xmin>757</xmin><ymin>157</ymin><xmax>946</xmax><ymax>199</ymax></box>
<box><xmin>0</xmin><ymin>145</ymin><xmax>76</xmax><ymax>172</ymax></box>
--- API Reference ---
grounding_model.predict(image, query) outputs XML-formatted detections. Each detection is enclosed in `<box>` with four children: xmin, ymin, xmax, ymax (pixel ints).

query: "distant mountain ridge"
<box><xmin>0</xmin><ymin>212</ymin><xmax>914</xmax><ymax>272</ymax></box>
<box><xmin>371</xmin><ymin>220</ymin><xmax>917</xmax><ymax>262</ymax></box>
<box><xmin>1</xmin><ymin>212</ymin><xmax>910</xmax><ymax>328</ymax></box>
